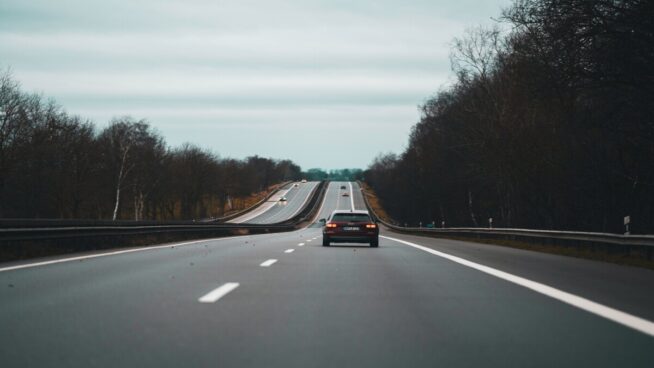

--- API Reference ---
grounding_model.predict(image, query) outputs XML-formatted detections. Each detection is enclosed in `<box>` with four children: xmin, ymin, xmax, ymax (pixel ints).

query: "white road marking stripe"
<box><xmin>310</xmin><ymin>182</ymin><xmax>330</xmax><ymax>223</ymax></box>
<box><xmin>0</xmin><ymin>236</ymin><xmax>242</xmax><ymax>273</ymax></box>
<box><xmin>348</xmin><ymin>182</ymin><xmax>355</xmax><ymax>210</ymax></box>
<box><xmin>298</xmin><ymin>243</ymin><xmax>305</xmax><ymax>246</ymax></box>
<box><xmin>260</xmin><ymin>259</ymin><xmax>278</xmax><ymax>267</ymax></box>
<box><xmin>306</xmin><ymin>239</ymin><xmax>312</xmax><ymax>242</ymax></box>
<box><xmin>286</xmin><ymin>182</ymin><xmax>318</xmax><ymax>219</ymax></box>
<box><xmin>198</xmin><ymin>282</ymin><xmax>240</xmax><ymax>303</ymax></box>
<box><xmin>284</xmin><ymin>249</ymin><xmax>294</xmax><ymax>253</ymax></box>
<box><xmin>229</xmin><ymin>185</ymin><xmax>294</xmax><ymax>223</ymax></box>
<box><xmin>382</xmin><ymin>235</ymin><xmax>654</xmax><ymax>337</ymax></box>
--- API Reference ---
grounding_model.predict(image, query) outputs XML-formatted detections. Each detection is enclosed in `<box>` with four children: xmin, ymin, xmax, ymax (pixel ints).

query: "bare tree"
<box><xmin>98</xmin><ymin>118</ymin><xmax>151</xmax><ymax>220</ymax></box>
<box><xmin>450</xmin><ymin>25</ymin><xmax>503</xmax><ymax>84</ymax></box>
<box><xmin>0</xmin><ymin>69</ymin><xmax>305</xmax><ymax>221</ymax></box>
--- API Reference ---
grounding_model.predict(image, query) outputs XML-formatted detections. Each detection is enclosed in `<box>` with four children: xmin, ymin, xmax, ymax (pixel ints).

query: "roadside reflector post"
<box><xmin>419</xmin><ymin>221</ymin><xmax>422</xmax><ymax>228</ymax></box>
<box><xmin>624</xmin><ymin>216</ymin><xmax>631</xmax><ymax>235</ymax></box>
<box><xmin>404</xmin><ymin>223</ymin><xmax>408</xmax><ymax>228</ymax></box>
<box><xmin>489</xmin><ymin>218</ymin><xmax>493</xmax><ymax>229</ymax></box>
<box><xmin>441</xmin><ymin>221</ymin><xmax>445</xmax><ymax>229</ymax></box>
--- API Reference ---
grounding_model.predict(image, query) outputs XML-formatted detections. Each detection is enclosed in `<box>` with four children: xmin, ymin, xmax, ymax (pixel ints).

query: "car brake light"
<box><xmin>326</xmin><ymin>223</ymin><xmax>337</xmax><ymax>228</ymax></box>
<box><xmin>366</xmin><ymin>224</ymin><xmax>377</xmax><ymax>229</ymax></box>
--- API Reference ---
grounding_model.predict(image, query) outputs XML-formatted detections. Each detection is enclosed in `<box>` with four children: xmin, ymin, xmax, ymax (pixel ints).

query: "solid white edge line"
<box><xmin>2</xmin><ymin>180</ymin><xmax>331</xmax><ymax>274</ymax></box>
<box><xmin>348</xmin><ymin>182</ymin><xmax>355</xmax><ymax>210</ymax></box>
<box><xmin>229</xmin><ymin>185</ymin><xmax>294</xmax><ymax>223</ymax></box>
<box><xmin>260</xmin><ymin>259</ymin><xmax>278</xmax><ymax>267</ymax></box>
<box><xmin>0</xmin><ymin>236</ymin><xmax>243</xmax><ymax>273</ymax></box>
<box><xmin>269</xmin><ymin>181</ymin><xmax>318</xmax><ymax>223</ymax></box>
<box><xmin>284</xmin><ymin>249</ymin><xmax>294</xmax><ymax>253</ymax></box>
<box><xmin>255</xmin><ymin>185</ymin><xmax>302</xmax><ymax>224</ymax></box>
<box><xmin>381</xmin><ymin>235</ymin><xmax>654</xmax><ymax>338</ymax></box>
<box><xmin>286</xmin><ymin>182</ymin><xmax>319</xmax><ymax>220</ymax></box>
<box><xmin>198</xmin><ymin>282</ymin><xmax>240</xmax><ymax>303</ymax></box>
<box><xmin>228</xmin><ymin>201</ymin><xmax>276</xmax><ymax>224</ymax></box>
<box><xmin>310</xmin><ymin>182</ymin><xmax>329</xmax><ymax>223</ymax></box>
<box><xmin>1</xmin><ymin>181</ymin><xmax>334</xmax><ymax>274</ymax></box>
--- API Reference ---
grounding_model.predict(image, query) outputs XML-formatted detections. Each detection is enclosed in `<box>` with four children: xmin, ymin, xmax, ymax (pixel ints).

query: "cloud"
<box><xmin>15</xmin><ymin>68</ymin><xmax>444</xmax><ymax>96</ymax></box>
<box><xmin>0</xmin><ymin>0</ymin><xmax>512</xmax><ymax>169</ymax></box>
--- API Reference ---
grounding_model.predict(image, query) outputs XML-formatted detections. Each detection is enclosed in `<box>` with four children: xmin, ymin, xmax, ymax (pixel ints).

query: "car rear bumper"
<box><xmin>327</xmin><ymin>236</ymin><xmax>377</xmax><ymax>243</ymax></box>
<box><xmin>322</xmin><ymin>231</ymin><xmax>378</xmax><ymax>243</ymax></box>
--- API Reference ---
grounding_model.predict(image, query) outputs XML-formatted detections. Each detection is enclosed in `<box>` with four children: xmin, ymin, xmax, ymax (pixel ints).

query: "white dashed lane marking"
<box><xmin>260</xmin><ymin>259</ymin><xmax>278</xmax><ymax>267</ymax></box>
<box><xmin>198</xmin><ymin>282</ymin><xmax>240</xmax><ymax>303</ymax></box>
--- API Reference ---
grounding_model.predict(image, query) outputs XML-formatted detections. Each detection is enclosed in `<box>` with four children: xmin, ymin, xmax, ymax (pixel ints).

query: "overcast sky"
<box><xmin>0</xmin><ymin>0</ymin><xmax>511</xmax><ymax>170</ymax></box>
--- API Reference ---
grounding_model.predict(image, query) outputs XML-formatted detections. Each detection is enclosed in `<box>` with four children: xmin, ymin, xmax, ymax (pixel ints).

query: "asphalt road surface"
<box><xmin>228</xmin><ymin>181</ymin><xmax>318</xmax><ymax>224</ymax></box>
<box><xmin>1</xmin><ymin>181</ymin><xmax>652</xmax><ymax>367</ymax></box>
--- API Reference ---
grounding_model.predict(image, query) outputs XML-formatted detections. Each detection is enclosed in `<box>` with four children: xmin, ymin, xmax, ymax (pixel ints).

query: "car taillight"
<box><xmin>366</xmin><ymin>224</ymin><xmax>377</xmax><ymax>229</ymax></box>
<box><xmin>326</xmin><ymin>223</ymin><xmax>337</xmax><ymax>228</ymax></box>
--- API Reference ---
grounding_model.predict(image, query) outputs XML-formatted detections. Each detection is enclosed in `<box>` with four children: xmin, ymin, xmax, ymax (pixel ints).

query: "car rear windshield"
<box><xmin>331</xmin><ymin>213</ymin><xmax>371</xmax><ymax>222</ymax></box>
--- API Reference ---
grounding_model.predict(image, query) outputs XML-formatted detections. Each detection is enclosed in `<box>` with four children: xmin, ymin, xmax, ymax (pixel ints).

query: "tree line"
<box><xmin>304</xmin><ymin>168</ymin><xmax>364</xmax><ymax>182</ymax></box>
<box><xmin>0</xmin><ymin>70</ymin><xmax>302</xmax><ymax>220</ymax></box>
<box><xmin>365</xmin><ymin>0</ymin><xmax>654</xmax><ymax>233</ymax></box>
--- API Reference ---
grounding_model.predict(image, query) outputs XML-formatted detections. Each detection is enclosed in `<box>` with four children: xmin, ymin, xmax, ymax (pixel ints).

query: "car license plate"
<box><xmin>343</xmin><ymin>227</ymin><xmax>359</xmax><ymax>231</ymax></box>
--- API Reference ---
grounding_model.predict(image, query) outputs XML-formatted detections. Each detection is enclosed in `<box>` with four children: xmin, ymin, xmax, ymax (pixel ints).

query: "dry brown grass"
<box><xmin>359</xmin><ymin>182</ymin><xmax>393</xmax><ymax>223</ymax></box>
<box><xmin>222</xmin><ymin>182</ymin><xmax>286</xmax><ymax>217</ymax></box>
<box><xmin>360</xmin><ymin>182</ymin><xmax>654</xmax><ymax>269</ymax></box>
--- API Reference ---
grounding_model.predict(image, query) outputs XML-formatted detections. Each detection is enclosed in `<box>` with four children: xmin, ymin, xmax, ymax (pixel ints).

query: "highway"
<box><xmin>228</xmin><ymin>181</ymin><xmax>319</xmax><ymax>224</ymax></box>
<box><xmin>0</xmin><ymin>181</ymin><xmax>652</xmax><ymax>367</ymax></box>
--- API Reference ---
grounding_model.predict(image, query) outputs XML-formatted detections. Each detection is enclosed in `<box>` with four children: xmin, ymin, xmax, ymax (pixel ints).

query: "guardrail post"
<box><xmin>489</xmin><ymin>217</ymin><xmax>493</xmax><ymax>229</ymax></box>
<box><xmin>624</xmin><ymin>215</ymin><xmax>631</xmax><ymax>235</ymax></box>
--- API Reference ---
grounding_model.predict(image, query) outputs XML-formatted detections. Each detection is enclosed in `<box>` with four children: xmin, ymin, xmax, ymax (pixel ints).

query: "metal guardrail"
<box><xmin>357</xmin><ymin>182</ymin><xmax>654</xmax><ymax>260</ymax></box>
<box><xmin>1</xmin><ymin>181</ymin><xmax>327</xmax><ymax>242</ymax></box>
<box><xmin>0</xmin><ymin>223</ymin><xmax>296</xmax><ymax>242</ymax></box>
<box><xmin>210</xmin><ymin>180</ymin><xmax>293</xmax><ymax>222</ymax></box>
<box><xmin>0</xmin><ymin>181</ymin><xmax>328</xmax><ymax>261</ymax></box>
<box><xmin>276</xmin><ymin>179</ymin><xmax>327</xmax><ymax>225</ymax></box>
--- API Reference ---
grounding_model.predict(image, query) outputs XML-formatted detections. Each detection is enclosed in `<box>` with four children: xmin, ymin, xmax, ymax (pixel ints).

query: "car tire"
<box><xmin>322</xmin><ymin>237</ymin><xmax>330</xmax><ymax>247</ymax></box>
<box><xmin>370</xmin><ymin>239</ymin><xmax>379</xmax><ymax>248</ymax></box>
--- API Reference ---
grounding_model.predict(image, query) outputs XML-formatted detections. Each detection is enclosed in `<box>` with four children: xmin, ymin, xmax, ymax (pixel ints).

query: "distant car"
<box><xmin>342</xmin><ymin>192</ymin><xmax>349</xmax><ymax>197</ymax></box>
<box><xmin>322</xmin><ymin>210</ymin><xmax>379</xmax><ymax>247</ymax></box>
<box><xmin>340</xmin><ymin>185</ymin><xmax>346</xmax><ymax>189</ymax></box>
<box><xmin>301</xmin><ymin>179</ymin><xmax>307</xmax><ymax>183</ymax></box>
<box><xmin>279</xmin><ymin>197</ymin><xmax>288</xmax><ymax>202</ymax></box>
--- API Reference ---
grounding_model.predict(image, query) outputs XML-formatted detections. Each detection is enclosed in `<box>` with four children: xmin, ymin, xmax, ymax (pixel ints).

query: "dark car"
<box><xmin>340</xmin><ymin>185</ymin><xmax>346</xmax><ymax>189</ymax></box>
<box><xmin>321</xmin><ymin>210</ymin><xmax>379</xmax><ymax>247</ymax></box>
